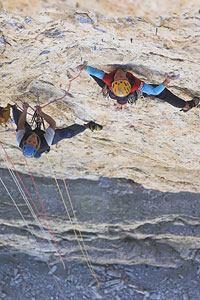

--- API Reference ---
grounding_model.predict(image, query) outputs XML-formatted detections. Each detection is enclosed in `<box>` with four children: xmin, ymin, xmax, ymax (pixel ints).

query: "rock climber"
<box><xmin>76</xmin><ymin>64</ymin><xmax>199</xmax><ymax>111</ymax></box>
<box><xmin>12</xmin><ymin>103</ymin><xmax>102</xmax><ymax>158</ymax></box>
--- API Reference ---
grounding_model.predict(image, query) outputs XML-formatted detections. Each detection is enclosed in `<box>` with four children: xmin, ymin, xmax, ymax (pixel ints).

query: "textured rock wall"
<box><xmin>1</xmin><ymin>3</ymin><xmax>200</xmax><ymax>299</ymax></box>
<box><xmin>0</xmin><ymin>1</ymin><xmax>200</xmax><ymax>193</ymax></box>
<box><xmin>1</xmin><ymin>0</ymin><xmax>200</xmax><ymax>17</ymax></box>
<box><xmin>1</xmin><ymin>168</ymin><xmax>200</xmax><ymax>268</ymax></box>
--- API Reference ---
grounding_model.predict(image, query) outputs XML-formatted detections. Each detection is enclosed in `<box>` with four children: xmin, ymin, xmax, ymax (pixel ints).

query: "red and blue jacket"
<box><xmin>85</xmin><ymin>65</ymin><xmax>166</xmax><ymax>104</ymax></box>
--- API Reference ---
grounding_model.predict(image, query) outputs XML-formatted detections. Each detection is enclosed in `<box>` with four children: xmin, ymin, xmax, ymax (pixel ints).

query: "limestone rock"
<box><xmin>0</xmin><ymin>2</ymin><xmax>200</xmax><ymax>193</ymax></box>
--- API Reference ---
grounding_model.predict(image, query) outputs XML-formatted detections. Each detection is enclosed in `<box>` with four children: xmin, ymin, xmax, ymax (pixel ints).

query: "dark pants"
<box><xmin>12</xmin><ymin>106</ymin><xmax>86</xmax><ymax>144</ymax></box>
<box><xmin>143</xmin><ymin>84</ymin><xmax>186</xmax><ymax>108</ymax></box>
<box><xmin>90</xmin><ymin>75</ymin><xmax>186</xmax><ymax>108</ymax></box>
<box><xmin>52</xmin><ymin>124</ymin><xmax>86</xmax><ymax>145</ymax></box>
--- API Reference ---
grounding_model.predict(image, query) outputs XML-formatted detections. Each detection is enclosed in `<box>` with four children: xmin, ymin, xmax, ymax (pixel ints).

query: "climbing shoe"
<box><xmin>87</xmin><ymin>121</ymin><xmax>103</xmax><ymax>132</ymax></box>
<box><xmin>181</xmin><ymin>97</ymin><xmax>200</xmax><ymax>112</ymax></box>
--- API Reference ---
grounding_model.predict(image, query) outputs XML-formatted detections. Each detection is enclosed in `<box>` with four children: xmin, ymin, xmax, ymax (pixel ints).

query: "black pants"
<box><xmin>12</xmin><ymin>106</ymin><xmax>86</xmax><ymax>144</ymax></box>
<box><xmin>90</xmin><ymin>75</ymin><xmax>186</xmax><ymax>109</ymax></box>
<box><xmin>143</xmin><ymin>84</ymin><xmax>186</xmax><ymax>108</ymax></box>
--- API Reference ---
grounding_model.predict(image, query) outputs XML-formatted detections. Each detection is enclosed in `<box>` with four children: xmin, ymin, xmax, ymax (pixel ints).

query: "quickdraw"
<box><xmin>30</xmin><ymin>92</ymin><xmax>45</xmax><ymax>130</ymax></box>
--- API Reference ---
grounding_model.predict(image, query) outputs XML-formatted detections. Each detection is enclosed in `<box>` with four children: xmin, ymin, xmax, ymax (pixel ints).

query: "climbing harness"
<box><xmin>30</xmin><ymin>110</ymin><xmax>45</xmax><ymax>130</ymax></box>
<box><xmin>127</xmin><ymin>90</ymin><xmax>144</xmax><ymax>105</ymax></box>
<box><xmin>30</xmin><ymin>92</ymin><xmax>45</xmax><ymax>130</ymax></box>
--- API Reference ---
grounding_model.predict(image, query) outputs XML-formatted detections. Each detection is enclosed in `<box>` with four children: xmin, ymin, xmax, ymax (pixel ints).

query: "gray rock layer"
<box><xmin>0</xmin><ymin>169</ymin><xmax>200</xmax><ymax>299</ymax></box>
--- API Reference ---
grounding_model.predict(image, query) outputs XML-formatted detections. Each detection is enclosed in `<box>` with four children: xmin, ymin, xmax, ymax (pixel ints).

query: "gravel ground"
<box><xmin>0</xmin><ymin>252</ymin><xmax>200</xmax><ymax>300</ymax></box>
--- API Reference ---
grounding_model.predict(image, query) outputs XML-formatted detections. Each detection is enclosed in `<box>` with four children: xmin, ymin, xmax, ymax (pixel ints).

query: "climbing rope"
<box><xmin>0</xmin><ymin>141</ymin><xmax>65</xmax><ymax>268</ymax></box>
<box><xmin>41</xmin><ymin>71</ymin><xmax>82</xmax><ymax>109</ymax></box>
<box><xmin>0</xmin><ymin>174</ymin><xmax>67</xmax><ymax>300</ymax></box>
<box><xmin>0</xmin><ymin>175</ymin><xmax>36</xmax><ymax>232</ymax></box>
<box><xmin>0</xmin><ymin>167</ymin><xmax>54</xmax><ymax>259</ymax></box>
<box><xmin>54</xmin><ymin>154</ymin><xmax>101</xmax><ymax>285</ymax></box>
<box><xmin>24</xmin><ymin>156</ymin><xmax>64</xmax><ymax>265</ymax></box>
<box><xmin>0</xmin><ymin>151</ymin><xmax>59</xmax><ymax>259</ymax></box>
<box><xmin>13</xmin><ymin>70</ymin><xmax>83</xmax><ymax>113</ymax></box>
<box><xmin>45</xmin><ymin>153</ymin><xmax>101</xmax><ymax>288</ymax></box>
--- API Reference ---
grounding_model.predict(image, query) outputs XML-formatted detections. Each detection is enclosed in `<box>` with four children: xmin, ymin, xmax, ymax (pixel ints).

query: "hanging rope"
<box><xmin>13</xmin><ymin>71</ymin><xmax>82</xmax><ymax>112</ymax></box>
<box><xmin>45</xmin><ymin>153</ymin><xmax>101</xmax><ymax>288</ymax></box>
<box><xmin>41</xmin><ymin>71</ymin><xmax>82</xmax><ymax>109</ymax></box>
<box><xmin>0</xmin><ymin>141</ymin><xmax>65</xmax><ymax>268</ymax></box>
<box><xmin>0</xmin><ymin>176</ymin><xmax>35</xmax><ymax>232</ymax></box>
<box><xmin>0</xmin><ymin>174</ymin><xmax>67</xmax><ymax>300</ymax></box>
<box><xmin>0</xmin><ymin>169</ymin><xmax>54</xmax><ymax>258</ymax></box>
<box><xmin>23</xmin><ymin>156</ymin><xmax>65</xmax><ymax>265</ymax></box>
<box><xmin>54</xmin><ymin>154</ymin><xmax>101</xmax><ymax>284</ymax></box>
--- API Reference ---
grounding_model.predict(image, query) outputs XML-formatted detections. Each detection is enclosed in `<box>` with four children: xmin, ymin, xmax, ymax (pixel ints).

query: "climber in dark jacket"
<box><xmin>76</xmin><ymin>64</ymin><xmax>199</xmax><ymax>111</ymax></box>
<box><xmin>12</xmin><ymin>103</ymin><xmax>102</xmax><ymax>158</ymax></box>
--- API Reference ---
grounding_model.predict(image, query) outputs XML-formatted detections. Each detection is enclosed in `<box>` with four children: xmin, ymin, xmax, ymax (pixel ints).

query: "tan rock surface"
<box><xmin>3</xmin><ymin>0</ymin><xmax>199</xmax><ymax>18</ymax></box>
<box><xmin>0</xmin><ymin>2</ymin><xmax>200</xmax><ymax>193</ymax></box>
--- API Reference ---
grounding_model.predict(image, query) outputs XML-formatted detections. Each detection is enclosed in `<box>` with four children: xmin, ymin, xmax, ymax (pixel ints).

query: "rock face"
<box><xmin>0</xmin><ymin>2</ymin><xmax>200</xmax><ymax>193</ymax></box>
<box><xmin>0</xmin><ymin>2</ymin><xmax>200</xmax><ymax>299</ymax></box>
<box><xmin>1</xmin><ymin>0</ymin><xmax>200</xmax><ymax>17</ymax></box>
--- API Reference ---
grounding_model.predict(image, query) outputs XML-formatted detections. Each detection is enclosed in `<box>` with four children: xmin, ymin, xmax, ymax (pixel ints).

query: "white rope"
<box><xmin>0</xmin><ymin>150</ymin><xmax>57</xmax><ymax>256</ymax></box>
<box><xmin>0</xmin><ymin>151</ymin><xmax>67</xmax><ymax>299</ymax></box>
<box><xmin>0</xmin><ymin>142</ymin><xmax>65</xmax><ymax>267</ymax></box>
<box><xmin>0</xmin><ymin>176</ymin><xmax>33</xmax><ymax>230</ymax></box>
<box><xmin>0</xmin><ymin>175</ymin><xmax>67</xmax><ymax>300</ymax></box>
